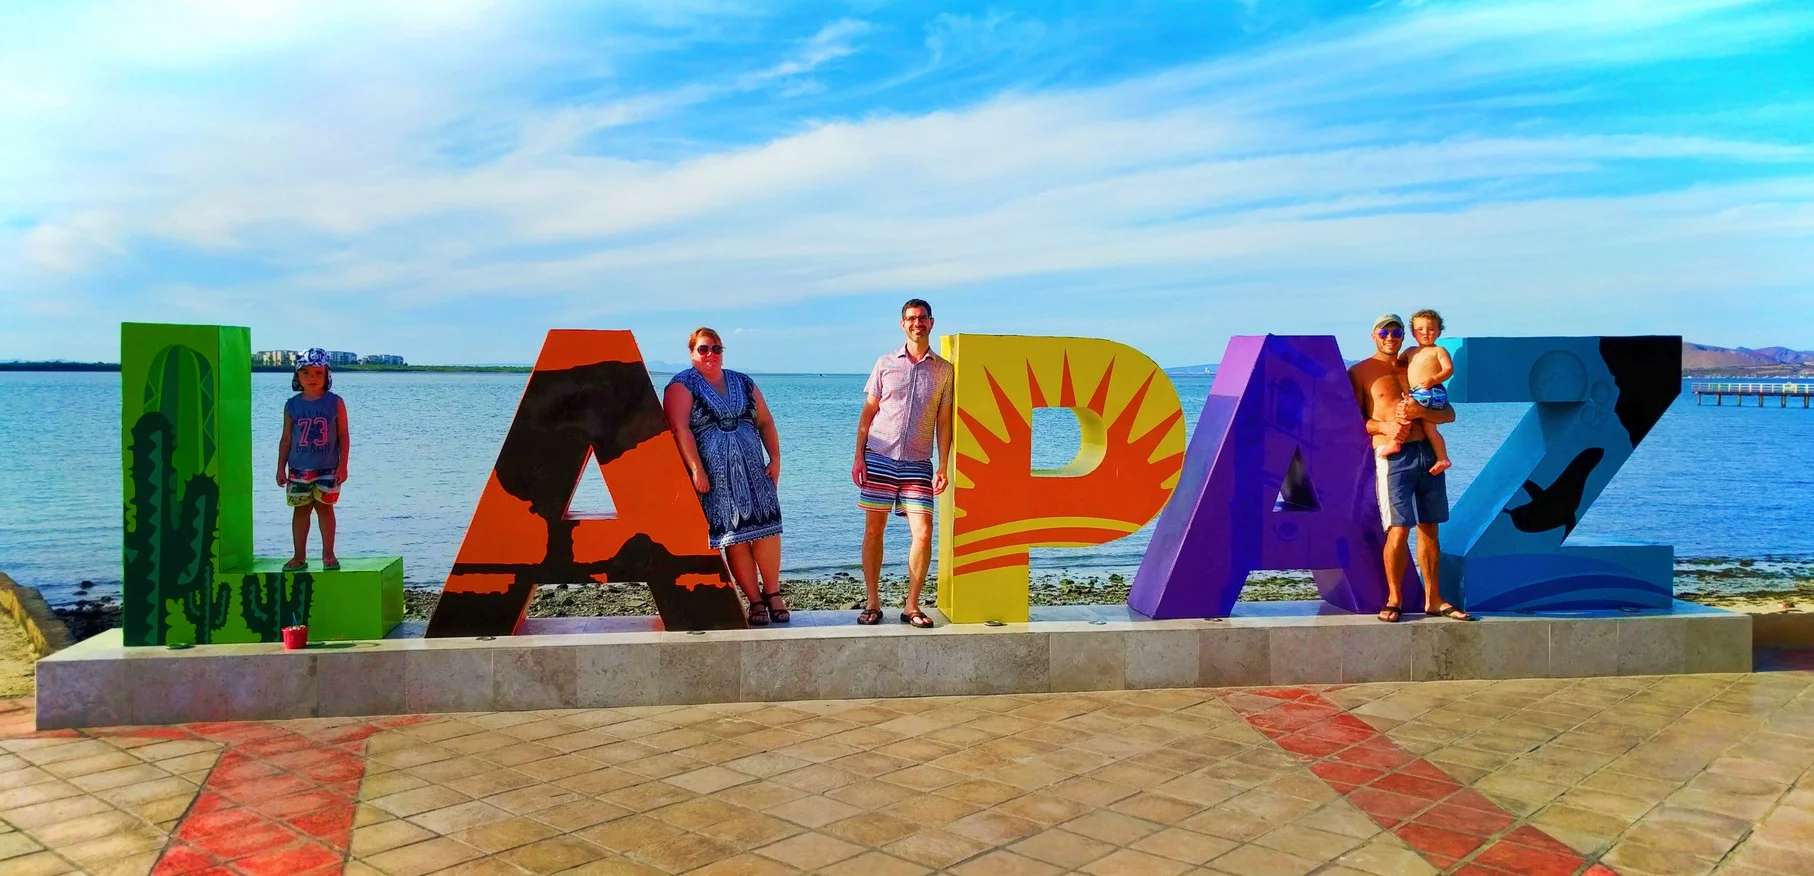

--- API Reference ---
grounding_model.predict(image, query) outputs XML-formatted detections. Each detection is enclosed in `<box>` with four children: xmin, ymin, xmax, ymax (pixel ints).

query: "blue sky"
<box><xmin>3</xmin><ymin>0</ymin><xmax>1811</xmax><ymax>371</ymax></box>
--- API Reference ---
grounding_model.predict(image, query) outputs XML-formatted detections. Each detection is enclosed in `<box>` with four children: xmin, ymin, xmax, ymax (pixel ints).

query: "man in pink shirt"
<box><xmin>852</xmin><ymin>299</ymin><xmax>954</xmax><ymax>628</ymax></box>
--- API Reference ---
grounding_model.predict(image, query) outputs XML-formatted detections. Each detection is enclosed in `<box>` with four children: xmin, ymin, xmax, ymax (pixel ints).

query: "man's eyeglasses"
<box><xmin>1376</xmin><ymin>328</ymin><xmax>1404</xmax><ymax>340</ymax></box>
<box><xmin>693</xmin><ymin>344</ymin><xmax>725</xmax><ymax>354</ymax></box>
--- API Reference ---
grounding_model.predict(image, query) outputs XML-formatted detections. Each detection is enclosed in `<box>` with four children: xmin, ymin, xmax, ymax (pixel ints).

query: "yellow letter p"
<box><xmin>936</xmin><ymin>335</ymin><xmax>1185</xmax><ymax>623</ymax></box>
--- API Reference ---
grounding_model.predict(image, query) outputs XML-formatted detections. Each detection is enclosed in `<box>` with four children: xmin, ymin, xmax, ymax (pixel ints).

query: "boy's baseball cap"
<box><xmin>297</xmin><ymin>348</ymin><xmax>331</xmax><ymax>370</ymax></box>
<box><xmin>1372</xmin><ymin>313</ymin><xmax>1405</xmax><ymax>331</ymax></box>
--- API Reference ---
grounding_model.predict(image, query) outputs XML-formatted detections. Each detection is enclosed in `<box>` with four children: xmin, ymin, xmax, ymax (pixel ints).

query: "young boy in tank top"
<box><xmin>279</xmin><ymin>348</ymin><xmax>351</xmax><ymax>570</ymax></box>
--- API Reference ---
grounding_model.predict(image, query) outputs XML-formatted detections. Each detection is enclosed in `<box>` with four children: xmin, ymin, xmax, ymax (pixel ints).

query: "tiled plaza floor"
<box><xmin>2</xmin><ymin>663</ymin><xmax>1813</xmax><ymax>875</ymax></box>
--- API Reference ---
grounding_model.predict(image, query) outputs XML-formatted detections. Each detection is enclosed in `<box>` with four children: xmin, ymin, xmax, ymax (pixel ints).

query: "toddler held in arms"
<box><xmin>1375</xmin><ymin>309</ymin><xmax>1454</xmax><ymax>475</ymax></box>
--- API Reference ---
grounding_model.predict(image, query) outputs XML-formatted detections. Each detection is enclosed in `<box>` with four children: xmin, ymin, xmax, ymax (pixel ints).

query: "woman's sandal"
<box><xmin>1378</xmin><ymin>604</ymin><xmax>1402</xmax><ymax>623</ymax></box>
<box><xmin>763</xmin><ymin>590</ymin><xmax>790</xmax><ymax>624</ymax></box>
<box><xmin>901</xmin><ymin>610</ymin><xmax>934</xmax><ymax>629</ymax></box>
<box><xmin>747</xmin><ymin>598</ymin><xmax>771</xmax><ymax>626</ymax></box>
<box><xmin>857</xmin><ymin>606</ymin><xmax>883</xmax><ymax>625</ymax></box>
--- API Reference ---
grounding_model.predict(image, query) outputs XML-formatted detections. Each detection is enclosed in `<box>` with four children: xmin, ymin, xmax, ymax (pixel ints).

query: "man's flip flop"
<box><xmin>1378</xmin><ymin>604</ymin><xmax>1402</xmax><ymax>623</ymax></box>
<box><xmin>282</xmin><ymin>559</ymin><xmax>307</xmax><ymax>572</ymax></box>
<box><xmin>901</xmin><ymin>610</ymin><xmax>934</xmax><ymax>629</ymax></box>
<box><xmin>857</xmin><ymin>607</ymin><xmax>882</xmax><ymax>625</ymax></box>
<box><xmin>1427</xmin><ymin>603</ymin><xmax>1475</xmax><ymax>621</ymax></box>
<box><xmin>322</xmin><ymin>560</ymin><xmax>340</xmax><ymax>571</ymax></box>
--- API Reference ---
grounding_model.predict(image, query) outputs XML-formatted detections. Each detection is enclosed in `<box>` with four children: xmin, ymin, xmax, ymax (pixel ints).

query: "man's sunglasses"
<box><xmin>1376</xmin><ymin>328</ymin><xmax>1404</xmax><ymax>340</ymax></box>
<box><xmin>693</xmin><ymin>344</ymin><xmax>725</xmax><ymax>354</ymax></box>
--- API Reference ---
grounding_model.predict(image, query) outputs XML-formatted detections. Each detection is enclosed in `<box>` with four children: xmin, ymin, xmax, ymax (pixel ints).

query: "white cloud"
<box><xmin>3</xmin><ymin>0</ymin><xmax>1811</xmax><ymax>366</ymax></box>
<box><xmin>756</xmin><ymin>18</ymin><xmax>871</xmax><ymax>80</ymax></box>
<box><xmin>22</xmin><ymin>223</ymin><xmax>98</xmax><ymax>274</ymax></box>
<box><xmin>924</xmin><ymin>11</ymin><xmax>1012</xmax><ymax>63</ymax></box>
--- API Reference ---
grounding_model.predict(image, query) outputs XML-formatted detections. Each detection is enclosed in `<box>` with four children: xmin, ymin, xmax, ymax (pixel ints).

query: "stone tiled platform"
<box><xmin>5</xmin><ymin>667</ymin><xmax>1814</xmax><ymax>875</ymax></box>
<box><xmin>35</xmin><ymin>601</ymin><xmax>1749</xmax><ymax>730</ymax></box>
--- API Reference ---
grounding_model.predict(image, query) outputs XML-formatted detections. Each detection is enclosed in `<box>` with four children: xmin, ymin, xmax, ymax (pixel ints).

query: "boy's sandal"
<box><xmin>857</xmin><ymin>607</ymin><xmax>883</xmax><ymax>626</ymax></box>
<box><xmin>1378</xmin><ymin>604</ymin><xmax>1402</xmax><ymax>623</ymax></box>
<box><xmin>1427</xmin><ymin>603</ymin><xmax>1475</xmax><ymax>621</ymax></box>
<box><xmin>762</xmin><ymin>590</ymin><xmax>790</xmax><ymax>624</ymax></box>
<box><xmin>282</xmin><ymin>559</ymin><xmax>307</xmax><ymax>572</ymax></box>
<box><xmin>901</xmin><ymin>610</ymin><xmax>934</xmax><ymax>629</ymax></box>
<box><xmin>747</xmin><ymin>599</ymin><xmax>771</xmax><ymax>626</ymax></box>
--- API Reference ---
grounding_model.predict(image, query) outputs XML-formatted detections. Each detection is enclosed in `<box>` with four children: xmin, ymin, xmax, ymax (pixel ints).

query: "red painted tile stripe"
<box><xmin>1218</xmin><ymin>685</ymin><xmax>1616</xmax><ymax>876</ymax></box>
<box><xmin>150</xmin><ymin>715</ymin><xmax>428</xmax><ymax>876</ymax></box>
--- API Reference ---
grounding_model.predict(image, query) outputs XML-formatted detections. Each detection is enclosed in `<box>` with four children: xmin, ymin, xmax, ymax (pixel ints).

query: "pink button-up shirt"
<box><xmin>864</xmin><ymin>345</ymin><xmax>953</xmax><ymax>463</ymax></box>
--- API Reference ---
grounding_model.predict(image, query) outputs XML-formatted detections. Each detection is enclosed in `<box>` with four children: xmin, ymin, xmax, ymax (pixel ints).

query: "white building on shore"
<box><xmin>253</xmin><ymin>350</ymin><xmax>405</xmax><ymax>366</ymax></box>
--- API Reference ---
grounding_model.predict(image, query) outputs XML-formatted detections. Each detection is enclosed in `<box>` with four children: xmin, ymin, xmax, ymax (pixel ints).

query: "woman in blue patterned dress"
<box><xmin>662</xmin><ymin>328</ymin><xmax>789</xmax><ymax>624</ymax></box>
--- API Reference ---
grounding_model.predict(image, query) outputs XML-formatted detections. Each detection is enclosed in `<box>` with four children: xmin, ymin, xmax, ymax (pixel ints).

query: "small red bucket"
<box><xmin>281</xmin><ymin>625</ymin><xmax>309</xmax><ymax>650</ymax></box>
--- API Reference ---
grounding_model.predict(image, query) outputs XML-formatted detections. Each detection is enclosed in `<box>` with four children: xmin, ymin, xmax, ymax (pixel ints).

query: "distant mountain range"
<box><xmin>1681</xmin><ymin>342</ymin><xmax>1814</xmax><ymax>369</ymax></box>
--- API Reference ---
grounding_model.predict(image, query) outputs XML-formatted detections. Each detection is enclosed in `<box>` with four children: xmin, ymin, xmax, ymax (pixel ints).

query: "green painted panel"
<box><xmin>216</xmin><ymin>327</ymin><xmax>254</xmax><ymax>573</ymax></box>
<box><xmin>225</xmin><ymin>557</ymin><xmax>405</xmax><ymax>642</ymax></box>
<box><xmin>122</xmin><ymin>322</ymin><xmax>402</xmax><ymax>646</ymax></box>
<box><xmin>121</xmin><ymin>323</ymin><xmax>252</xmax><ymax>646</ymax></box>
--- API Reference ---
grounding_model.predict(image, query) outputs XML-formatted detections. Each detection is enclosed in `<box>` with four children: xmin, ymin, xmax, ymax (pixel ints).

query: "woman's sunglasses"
<box><xmin>693</xmin><ymin>344</ymin><xmax>725</xmax><ymax>354</ymax></box>
<box><xmin>1376</xmin><ymin>328</ymin><xmax>1404</xmax><ymax>340</ymax></box>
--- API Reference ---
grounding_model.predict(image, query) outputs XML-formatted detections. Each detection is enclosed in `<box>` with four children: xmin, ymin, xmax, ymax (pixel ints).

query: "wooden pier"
<box><xmin>1692</xmin><ymin>382</ymin><xmax>1813</xmax><ymax>407</ymax></box>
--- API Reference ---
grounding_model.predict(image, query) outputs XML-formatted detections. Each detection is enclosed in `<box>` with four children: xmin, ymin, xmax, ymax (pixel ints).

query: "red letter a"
<box><xmin>426</xmin><ymin>330</ymin><xmax>745</xmax><ymax>636</ymax></box>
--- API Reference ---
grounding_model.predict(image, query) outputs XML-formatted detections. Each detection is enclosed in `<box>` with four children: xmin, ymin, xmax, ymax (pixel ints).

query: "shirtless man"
<box><xmin>1349</xmin><ymin>313</ymin><xmax>1473</xmax><ymax>623</ymax></box>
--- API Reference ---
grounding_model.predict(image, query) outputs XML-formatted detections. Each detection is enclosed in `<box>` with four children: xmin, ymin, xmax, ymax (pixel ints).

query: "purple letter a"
<box><xmin>1129</xmin><ymin>335</ymin><xmax>1416</xmax><ymax>619</ymax></box>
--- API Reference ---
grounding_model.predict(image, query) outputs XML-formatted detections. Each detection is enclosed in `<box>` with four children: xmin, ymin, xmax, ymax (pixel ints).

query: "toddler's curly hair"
<box><xmin>1410</xmin><ymin>309</ymin><xmax>1444</xmax><ymax>331</ymax></box>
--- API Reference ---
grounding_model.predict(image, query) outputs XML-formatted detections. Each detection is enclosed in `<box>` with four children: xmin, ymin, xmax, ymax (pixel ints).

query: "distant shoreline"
<box><xmin>0</xmin><ymin>363</ymin><xmax>878</xmax><ymax>377</ymax></box>
<box><xmin>0</xmin><ymin>362</ymin><xmax>535</xmax><ymax>373</ymax></box>
<box><xmin>7</xmin><ymin>360</ymin><xmax>1808</xmax><ymax>379</ymax></box>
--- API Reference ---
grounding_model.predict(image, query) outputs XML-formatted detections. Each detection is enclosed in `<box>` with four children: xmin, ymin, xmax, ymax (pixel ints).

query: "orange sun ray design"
<box><xmin>951</xmin><ymin>353</ymin><xmax>1185</xmax><ymax>576</ymax></box>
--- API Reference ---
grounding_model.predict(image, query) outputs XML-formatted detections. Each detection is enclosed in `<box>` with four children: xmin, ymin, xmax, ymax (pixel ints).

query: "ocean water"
<box><xmin>2</xmin><ymin>370</ymin><xmax>1811</xmax><ymax>607</ymax></box>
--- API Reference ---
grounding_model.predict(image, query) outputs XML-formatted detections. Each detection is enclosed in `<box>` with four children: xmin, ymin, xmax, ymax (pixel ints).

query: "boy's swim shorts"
<box><xmin>1408</xmin><ymin>384</ymin><xmax>1448</xmax><ymax>410</ymax></box>
<box><xmin>285</xmin><ymin>468</ymin><xmax>340</xmax><ymax>507</ymax></box>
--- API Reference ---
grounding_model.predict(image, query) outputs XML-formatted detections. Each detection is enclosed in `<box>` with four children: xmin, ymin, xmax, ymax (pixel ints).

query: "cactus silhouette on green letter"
<box><xmin>124</xmin><ymin>413</ymin><xmax>176</xmax><ymax>645</ymax></box>
<box><xmin>173</xmin><ymin>474</ymin><xmax>226</xmax><ymax>643</ymax></box>
<box><xmin>179</xmin><ymin>577</ymin><xmax>231</xmax><ymax>644</ymax></box>
<box><xmin>122</xmin><ymin>343</ymin><xmax>227</xmax><ymax>646</ymax></box>
<box><xmin>143</xmin><ymin>344</ymin><xmax>218</xmax><ymax>477</ymax></box>
<box><xmin>241</xmin><ymin>571</ymin><xmax>316</xmax><ymax>641</ymax></box>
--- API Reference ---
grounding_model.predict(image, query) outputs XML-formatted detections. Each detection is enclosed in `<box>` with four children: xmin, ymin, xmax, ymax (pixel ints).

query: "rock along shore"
<box><xmin>40</xmin><ymin>557</ymin><xmax>1814</xmax><ymax>640</ymax></box>
<box><xmin>398</xmin><ymin>571</ymin><xmax>1320</xmax><ymax>623</ymax></box>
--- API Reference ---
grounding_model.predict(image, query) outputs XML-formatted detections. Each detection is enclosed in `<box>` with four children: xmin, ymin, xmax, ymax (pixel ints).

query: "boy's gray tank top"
<box><xmin>285</xmin><ymin>392</ymin><xmax>341</xmax><ymax>472</ymax></box>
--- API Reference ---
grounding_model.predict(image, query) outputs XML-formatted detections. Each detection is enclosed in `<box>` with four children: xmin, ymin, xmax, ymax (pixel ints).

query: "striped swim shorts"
<box><xmin>858</xmin><ymin>451</ymin><xmax>935</xmax><ymax>517</ymax></box>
